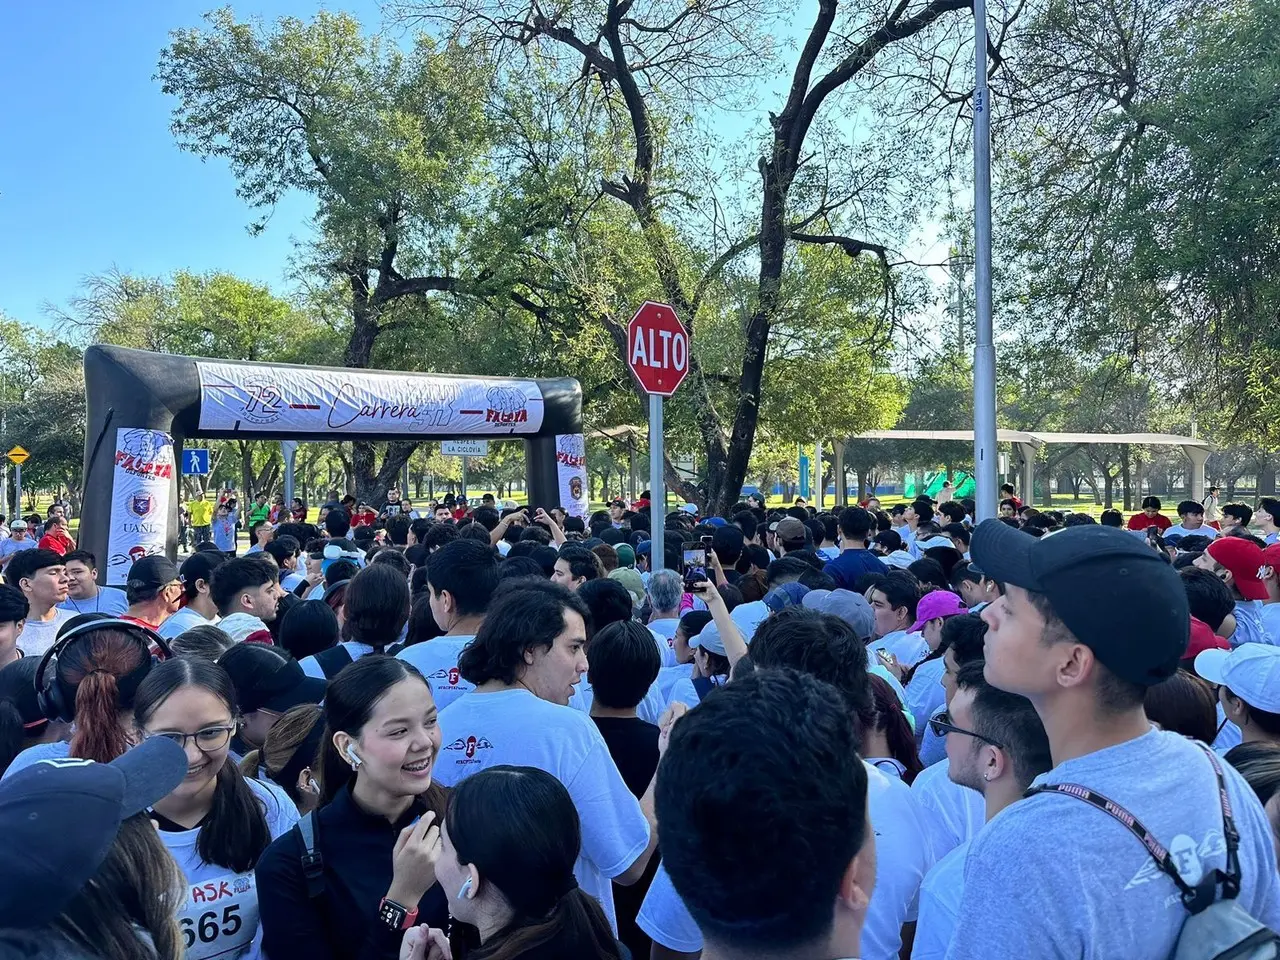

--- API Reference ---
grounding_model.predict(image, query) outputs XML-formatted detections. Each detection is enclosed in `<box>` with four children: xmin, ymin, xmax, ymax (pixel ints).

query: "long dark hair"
<box><xmin>317</xmin><ymin>656</ymin><xmax>446</xmax><ymax>817</ymax></box>
<box><xmin>341</xmin><ymin>565</ymin><xmax>410</xmax><ymax>653</ymax></box>
<box><xmin>55</xmin><ymin>813</ymin><xmax>185</xmax><ymax>960</ymax></box>
<box><xmin>449</xmin><ymin>766</ymin><xmax>621</xmax><ymax>960</ymax></box>
<box><xmin>133</xmin><ymin>658</ymin><xmax>271</xmax><ymax>872</ymax></box>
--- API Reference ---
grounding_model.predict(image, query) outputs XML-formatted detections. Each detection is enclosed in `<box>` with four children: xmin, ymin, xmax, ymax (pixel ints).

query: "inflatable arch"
<box><xmin>80</xmin><ymin>345</ymin><xmax>587</xmax><ymax>584</ymax></box>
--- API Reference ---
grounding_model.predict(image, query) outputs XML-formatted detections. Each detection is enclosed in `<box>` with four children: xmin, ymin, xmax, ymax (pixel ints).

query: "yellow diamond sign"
<box><xmin>6</xmin><ymin>446</ymin><xmax>29</xmax><ymax>465</ymax></box>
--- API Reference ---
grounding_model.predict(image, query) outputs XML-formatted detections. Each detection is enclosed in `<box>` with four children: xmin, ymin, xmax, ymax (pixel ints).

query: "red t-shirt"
<box><xmin>352</xmin><ymin>509</ymin><xmax>377</xmax><ymax>528</ymax></box>
<box><xmin>37</xmin><ymin>529</ymin><xmax>76</xmax><ymax>556</ymax></box>
<box><xmin>1127</xmin><ymin>512</ymin><xmax>1172</xmax><ymax>532</ymax></box>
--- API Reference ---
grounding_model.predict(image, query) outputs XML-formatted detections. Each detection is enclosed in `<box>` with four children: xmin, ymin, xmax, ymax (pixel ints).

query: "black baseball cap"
<box><xmin>0</xmin><ymin>736</ymin><xmax>188</xmax><ymax>928</ymax></box>
<box><xmin>179</xmin><ymin>551</ymin><xmax>225</xmax><ymax>591</ymax></box>
<box><xmin>971</xmin><ymin>520</ymin><xmax>1189</xmax><ymax>685</ymax></box>
<box><xmin>126</xmin><ymin>554</ymin><xmax>181</xmax><ymax>591</ymax></box>
<box><xmin>217</xmin><ymin>643</ymin><xmax>326</xmax><ymax>714</ymax></box>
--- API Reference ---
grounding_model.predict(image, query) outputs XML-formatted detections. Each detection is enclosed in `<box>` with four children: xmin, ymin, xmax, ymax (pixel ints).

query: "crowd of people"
<box><xmin>3</xmin><ymin>481</ymin><xmax>1280</xmax><ymax>959</ymax></box>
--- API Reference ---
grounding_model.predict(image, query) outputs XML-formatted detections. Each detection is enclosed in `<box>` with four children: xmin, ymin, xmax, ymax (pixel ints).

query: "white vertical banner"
<box><xmin>555</xmin><ymin>433</ymin><xmax>588</xmax><ymax>518</ymax></box>
<box><xmin>105</xmin><ymin>428</ymin><xmax>175</xmax><ymax>584</ymax></box>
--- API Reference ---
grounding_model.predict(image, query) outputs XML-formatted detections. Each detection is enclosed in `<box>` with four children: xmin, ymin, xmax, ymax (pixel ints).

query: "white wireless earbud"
<box><xmin>346</xmin><ymin>746</ymin><xmax>363</xmax><ymax>769</ymax></box>
<box><xmin>458</xmin><ymin>877</ymin><xmax>472</xmax><ymax>900</ymax></box>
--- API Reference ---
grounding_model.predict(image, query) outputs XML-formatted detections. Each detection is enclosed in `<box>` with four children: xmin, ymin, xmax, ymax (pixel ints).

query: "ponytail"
<box><xmin>238</xmin><ymin>749</ymin><xmax>263</xmax><ymax>779</ymax></box>
<box><xmin>70</xmin><ymin>670</ymin><xmax>132</xmax><ymax>763</ymax></box>
<box><xmin>869</xmin><ymin>675</ymin><xmax>923</xmax><ymax>784</ymax></box>
<box><xmin>457</xmin><ymin>889</ymin><xmax>621</xmax><ymax>960</ymax></box>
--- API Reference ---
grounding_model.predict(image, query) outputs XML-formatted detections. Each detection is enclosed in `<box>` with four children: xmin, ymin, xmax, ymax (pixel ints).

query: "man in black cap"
<box><xmin>120</xmin><ymin>554</ymin><xmax>183</xmax><ymax>633</ymax></box>
<box><xmin>157</xmin><ymin>551</ymin><xmax>227</xmax><ymax>640</ymax></box>
<box><xmin>0</xmin><ymin>736</ymin><xmax>188</xmax><ymax>942</ymax></box>
<box><xmin>218</xmin><ymin>643</ymin><xmax>326</xmax><ymax>750</ymax></box>
<box><xmin>947</xmin><ymin>521</ymin><xmax>1280</xmax><ymax>959</ymax></box>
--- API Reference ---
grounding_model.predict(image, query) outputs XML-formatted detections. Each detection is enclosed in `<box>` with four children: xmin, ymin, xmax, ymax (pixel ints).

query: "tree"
<box><xmin>410</xmin><ymin>0</ymin><xmax>987</xmax><ymax>512</ymax></box>
<box><xmin>158</xmin><ymin>10</ymin><xmax>574</xmax><ymax>503</ymax></box>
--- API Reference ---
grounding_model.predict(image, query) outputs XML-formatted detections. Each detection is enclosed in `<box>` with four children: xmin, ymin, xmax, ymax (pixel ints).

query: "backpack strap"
<box><xmin>313</xmin><ymin>645</ymin><xmax>355</xmax><ymax>679</ymax></box>
<box><xmin>296</xmin><ymin>811</ymin><xmax>325</xmax><ymax>899</ymax></box>
<box><xmin>1024</xmin><ymin>741</ymin><xmax>1239</xmax><ymax>913</ymax></box>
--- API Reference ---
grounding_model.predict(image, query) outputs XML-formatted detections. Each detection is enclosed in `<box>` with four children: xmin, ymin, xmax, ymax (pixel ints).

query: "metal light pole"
<box><xmin>972</xmin><ymin>0</ymin><xmax>998</xmax><ymax>521</ymax></box>
<box><xmin>649</xmin><ymin>395</ymin><xmax>665</xmax><ymax>573</ymax></box>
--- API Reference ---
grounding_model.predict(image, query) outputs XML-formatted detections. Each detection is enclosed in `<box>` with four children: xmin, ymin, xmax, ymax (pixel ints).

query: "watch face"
<box><xmin>379</xmin><ymin>900</ymin><xmax>407</xmax><ymax>930</ymax></box>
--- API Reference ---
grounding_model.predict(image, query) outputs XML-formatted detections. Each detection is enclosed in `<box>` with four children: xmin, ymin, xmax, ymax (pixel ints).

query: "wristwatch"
<box><xmin>377</xmin><ymin>897</ymin><xmax>419</xmax><ymax>932</ymax></box>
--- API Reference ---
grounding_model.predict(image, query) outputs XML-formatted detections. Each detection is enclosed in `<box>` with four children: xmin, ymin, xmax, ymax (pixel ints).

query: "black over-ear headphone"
<box><xmin>35</xmin><ymin>617</ymin><xmax>173</xmax><ymax>723</ymax></box>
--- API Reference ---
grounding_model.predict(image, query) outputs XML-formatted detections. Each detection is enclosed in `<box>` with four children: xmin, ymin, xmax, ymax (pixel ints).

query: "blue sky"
<box><xmin>0</xmin><ymin>2</ymin><xmax>380</xmax><ymax>330</ymax></box>
<box><xmin>1</xmin><ymin>2</ymin><xmax>959</xmax><ymax>336</ymax></box>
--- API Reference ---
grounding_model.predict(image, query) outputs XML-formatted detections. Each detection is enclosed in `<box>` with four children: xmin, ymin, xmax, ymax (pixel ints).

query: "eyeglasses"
<box><xmin>928</xmin><ymin>712</ymin><xmax>1004</xmax><ymax>748</ymax></box>
<box><xmin>144</xmin><ymin>723</ymin><xmax>236</xmax><ymax>752</ymax></box>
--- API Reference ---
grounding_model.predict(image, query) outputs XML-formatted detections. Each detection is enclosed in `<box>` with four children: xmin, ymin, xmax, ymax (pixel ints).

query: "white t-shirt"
<box><xmin>646</xmin><ymin>622</ymin><xmax>678</xmax><ymax>668</ymax></box>
<box><xmin>58</xmin><ymin>587</ymin><xmax>129</xmax><ymax>618</ymax></box>
<box><xmin>869</xmin><ymin>630</ymin><xmax>929</xmax><ymax>668</ymax></box>
<box><xmin>653</xmin><ymin>663</ymin><xmax>693</xmax><ymax>703</ymax></box>
<box><xmin>903</xmin><ymin>657</ymin><xmax>946</xmax><ymax>738</ymax></box>
<box><xmin>17</xmin><ymin>609</ymin><xmax>76</xmax><ymax>657</ymax></box>
<box><xmin>911</xmin><ymin>759</ymin><xmax>986</xmax><ymax>862</ymax></box>
<box><xmin>160</xmin><ymin>777</ymin><xmax>299</xmax><ymax>960</ymax></box>
<box><xmin>157</xmin><ymin>606</ymin><xmax>220</xmax><ymax>640</ymax></box>
<box><xmin>912</xmin><ymin>839</ymin><xmax>970</xmax><ymax>960</ymax></box>
<box><xmin>1164</xmin><ymin>523</ymin><xmax>1218</xmax><ymax>540</ymax></box>
<box><xmin>638</xmin><ymin>761</ymin><xmax>933</xmax><ymax>960</ymax></box>
<box><xmin>397</xmin><ymin>636</ymin><xmax>476</xmax><ymax>711</ymax></box>
<box><xmin>298</xmin><ymin>641</ymin><xmax>375</xmax><ymax>679</ymax></box>
<box><xmin>434</xmin><ymin>688</ymin><xmax>650</xmax><ymax>933</ymax></box>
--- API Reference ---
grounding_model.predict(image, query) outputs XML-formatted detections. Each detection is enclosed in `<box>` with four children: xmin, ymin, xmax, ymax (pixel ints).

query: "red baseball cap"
<box><xmin>1206</xmin><ymin>538</ymin><xmax>1269</xmax><ymax>601</ymax></box>
<box><xmin>1183</xmin><ymin>616</ymin><xmax>1229</xmax><ymax>664</ymax></box>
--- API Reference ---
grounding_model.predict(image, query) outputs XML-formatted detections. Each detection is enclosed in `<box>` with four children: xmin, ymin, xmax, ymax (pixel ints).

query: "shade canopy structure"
<box><xmin>81</xmin><ymin>345</ymin><xmax>586</xmax><ymax>584</ymax></box>
<box><xmin>835</xmin><ymin>430</ymin><xmax>1212</xmax><ymax>507</ymax></box>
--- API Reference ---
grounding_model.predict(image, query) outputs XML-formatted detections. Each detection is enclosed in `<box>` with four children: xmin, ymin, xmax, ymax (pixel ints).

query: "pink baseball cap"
<box><xmin>909</xmin><ymin>590</ymin><xmax>969</xmax><ymax>634</ymax></box>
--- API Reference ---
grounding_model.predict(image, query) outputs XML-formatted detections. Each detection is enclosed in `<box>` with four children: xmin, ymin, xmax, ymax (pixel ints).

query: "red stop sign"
<box><xmin>627</xmin><ymin>301</ymin><xmax>689</xmax><ymax>396</ymax></box>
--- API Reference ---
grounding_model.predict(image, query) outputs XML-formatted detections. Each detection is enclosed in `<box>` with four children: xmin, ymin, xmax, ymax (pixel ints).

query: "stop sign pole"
<box><xmin>627</xmin><ymin>301</ymin><xmax>690</xmax><ymax>574</ymax></box>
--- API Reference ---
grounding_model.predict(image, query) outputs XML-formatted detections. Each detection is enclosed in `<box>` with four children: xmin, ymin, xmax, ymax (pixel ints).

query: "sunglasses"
<box><xmin>928</xmin><ymin>711</ymin><xmax>1004</xmax><ymax>748</ymax></box>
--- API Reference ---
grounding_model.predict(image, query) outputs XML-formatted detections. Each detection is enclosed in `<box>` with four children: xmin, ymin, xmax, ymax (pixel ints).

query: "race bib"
<box><xmin>178</xmin><ymin>871</ymin><xmax>260</xmax><ymax>960</ymax></box>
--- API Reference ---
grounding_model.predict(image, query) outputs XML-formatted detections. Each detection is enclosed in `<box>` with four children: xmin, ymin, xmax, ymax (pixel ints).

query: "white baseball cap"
<box><xmin>8</xmin><ymin>520</ymin><xmax>27</xmax><ymax>531</ymax></box>
<box><xmin>1195</xmin><ymin>644</ymin><xmax>1280</xmax><ymax>713</ymax></box>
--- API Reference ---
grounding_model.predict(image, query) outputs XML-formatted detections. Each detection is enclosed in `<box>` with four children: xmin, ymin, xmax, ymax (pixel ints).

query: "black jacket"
<box><xmin>256</xmin><ymin>784</ymin><xmax>448</xmax><ymax>960</ymax></box>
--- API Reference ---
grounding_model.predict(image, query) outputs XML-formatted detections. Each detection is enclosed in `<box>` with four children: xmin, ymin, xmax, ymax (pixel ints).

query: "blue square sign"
<box><xmin>182</xmin><ymin>448</ymin><xmax>210</xmax><ymax>475</ymax></box>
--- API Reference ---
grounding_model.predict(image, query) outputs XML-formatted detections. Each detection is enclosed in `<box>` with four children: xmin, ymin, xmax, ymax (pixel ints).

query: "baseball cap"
<box><xmin>609</xmin><ymin>498</ymin><xmax>627</xmax><ymax>509</ymax></box>
<box><xmin>970</xmin><ymin>520</ymin><xmax>1189</xmax><ymax>685</ymax></box>
<box><xmin>763</xmin><ymin>581</ymin><xmax>809</xmax><ymax>612</ymax></box>
<box><xmin>608</xmin><ymin>567</ymin><xmax>645</xmax><ymax>606</ymax></box>
<box><xmin>0</xmin><ymin>736</ymin><xmax>188</xmax><ymax>928</ymax></box>
<box><xmin>179</xmin><ymin>552</ymin><xmax>224</xmax><ymax>591</ymax></box>
<box><xmin>126</xmin><ymin>554</ymin><xmax>181</xmax><ymax>592</ymax></box>
<box><xmin>773</xmin><ymin>517</ymin><xmax>808</xmax><ymax>544</ymax></box>
<box><xmin>218</xmin><ymin>643</ymin><xmax>326</xmax><ymax>714</ymax></box>
<box><xmin>635</xmin><ymin>541</ymin><xmax>653</xmax><ymax>557</ymax></box>
<box><xmin>615</xmin><ymin>544</ymin><xmax>636</xmax><ymax>568</ymax></box>
<box><xmin>1206</xmin><ymin>538</ymin><xmax>1269</xmax><ymax>601</ymax></box>
<box><xmin>917</xmin><ymin>535</ymin><xmax>956</xmax><ymax>552</ymax></box>
<box><xmin>1184</xmin><ymin>617</ymin><xmax>1228</xmax><ymax>663</ymax></box>
<box><xmin>690</xmin><ymin>601</ymin><xmax>770</xmax><ymax>656</ymax></box>
<box><xmin>1195</xmin><ymin>644</ymin><xmax>1280</xmax><ymax>713</ymax></box>
<box><xmin>803</xmin><ymin>588</ymin><xmax>876</xmax><ymax>640</ymax></box>
<box><xmin>679</xmin><ymin>503</ymin><xmax>698</xmax><ymax>515</ymax></box>
<box><xmin>908</xmin><ymin>590</ymin><xmax>969</xmax><ymax>634</ymax></box>
<box><xmin>8</xmin><ymin>519</ymin><xmax>27</xmax><ymax>532</ymax></box>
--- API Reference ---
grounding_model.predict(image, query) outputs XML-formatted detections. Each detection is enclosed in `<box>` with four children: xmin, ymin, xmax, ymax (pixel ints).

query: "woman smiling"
<box><xmin>256</xmin><ymin>656</ymin><xmax>449</xmax><ymax>960</ymax></box>
<box><xmin>134</xmin><ymin>658</ymin><xmax>299</xmax><ymax>960</ymax></box>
